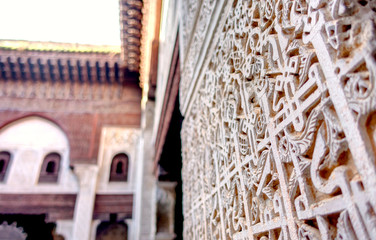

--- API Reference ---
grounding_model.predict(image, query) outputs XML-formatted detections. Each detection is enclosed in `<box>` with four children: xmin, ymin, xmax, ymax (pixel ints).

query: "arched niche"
<box><xmin>0</xmin><ymin>151</ymin><xmax>11</xmax><ymax>182</ymax></box>
<box><xmin>109</xmin><ymin>153</ymin><xmax>129</xmax><ymax>182</ymax></box>
<box><xmin>39</xmin><ymin>152</ymin><xmax>61</xmax><ymax>183</ymax></box>
<box><xmin>0</xmin><ymin>116</ymin><xmax>68</xmax><ymax>149</ymax></box>
<box><xmin>0</xmin><ymin>116</ymin><xmax>74</xmax><ymax>188</ymax></box>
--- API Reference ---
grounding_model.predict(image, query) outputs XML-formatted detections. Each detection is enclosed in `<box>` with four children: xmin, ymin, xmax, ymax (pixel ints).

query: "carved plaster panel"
<box><xmin>103</xmin><ymin>128</ymin><xmax>140</xmax><ymax>148</ymax></box>
<box><xmin>179</xmin><ymin>0</ymin><xmax>202</xmax><ymax>63</ymax></box>
<box><xmin>96</xmin><ymin>127</ymin><xmax>140</xmax><ymax>193</ymax></box>
<box><xmin>179</xmin><ymin>0</ymin><xmax>220</xmax><ymax>112</ymax></box>
<box><xmin>0</xmin><ymin>81</ymin><xmax>131</xmax><ymax>101</ymax></box>
<box><xmin>181</xmin><ymin>0</ymin><xmax>376</xmax><ymax>239</ymax></box>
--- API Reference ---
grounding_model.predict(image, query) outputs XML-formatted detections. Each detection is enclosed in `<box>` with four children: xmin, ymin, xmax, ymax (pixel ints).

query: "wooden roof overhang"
<box><xmin>0</xmin><ymin>0</ymin><xmax>144</xmax><ymax>85</ymax></box>
<box><xmin>0</xmin><ymin>49</ymin><xmax>133</xmax><ymax>85</ymax></box>
<box><xmin>119</xmin><ymin>0</ymin><xmax>143</xmax><ymax>73</ymax></box>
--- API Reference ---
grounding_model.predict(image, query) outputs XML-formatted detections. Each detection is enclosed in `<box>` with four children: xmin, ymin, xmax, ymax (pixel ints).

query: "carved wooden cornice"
<box><xmin>139</xmin><ymin>0</ymin><xmax>162</xmax><ymax>92</ymax></box>
<box><xmin>0</xmin><ymin>49</ymin><xmax>124</xmax><ymax>85</ymax></box>
<box><xmin>119</xmin><ymin>0</ymin><xmax>143</xmax><ymax>73</ymax></box>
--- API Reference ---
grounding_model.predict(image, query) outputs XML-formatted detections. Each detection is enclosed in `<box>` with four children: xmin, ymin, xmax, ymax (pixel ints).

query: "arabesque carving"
<box><xmin>181</xmin><ymin>0</ymin><xmax>376</xmax><ymax>239</ymax></box>
<box><xmin>104</xmin><ymin>128</ymin><xmax>140</xmax><ymax>147</ymax></box>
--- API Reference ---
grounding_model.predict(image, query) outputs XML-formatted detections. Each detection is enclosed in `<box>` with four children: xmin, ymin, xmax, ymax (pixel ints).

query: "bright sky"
<box><xmin>0</xmin><ymin>0</ymin><xmax>121</xmax><ymax>46</ymax></box>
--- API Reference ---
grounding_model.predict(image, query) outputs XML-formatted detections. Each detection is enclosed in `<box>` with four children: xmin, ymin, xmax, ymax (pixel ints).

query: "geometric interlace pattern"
<box><xmin>181</xmin><ymin>0</ymin><xmax>376</xmax><ymax>239</ymax></box>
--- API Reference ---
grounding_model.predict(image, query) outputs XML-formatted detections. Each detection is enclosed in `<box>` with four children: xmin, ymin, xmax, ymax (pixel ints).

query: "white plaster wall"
<box><xmin>0</xmin><ymin>116</ymin><xmax>78</xmax><ymax>193</ymax></box>
<box><xmin>96</xmin><ymin>127</ymin><xmax>140</xmax><ymax>194</ymax></box>
<box><xmin>133</xmin><ymin>102</ymin><xmax>157</xmax><ymax>240</ymax></box>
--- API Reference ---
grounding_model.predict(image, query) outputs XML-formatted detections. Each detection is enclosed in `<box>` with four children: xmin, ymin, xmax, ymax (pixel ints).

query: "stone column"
<box><xmin>133</xmin><ymin>102</ymin><xmax>157</xmax><ymax>240</ymax></box>
<box><xmin>55</xmin><ymin>220</ymin><xmax>73</xmax><ymax>240</ymax></box>
<box><xmin>72</xmin><ymin>164</ymin><xmax>99</xmax><ymax>240</ymax></box>
<box><xmin>125</xmin><ymin>219</ymin><xmax>133</xmax><ymax>240</ymax></box>
<box><xmin>89</xmin><ymin>220</ymin><xmax>101</xmax><ymax>240</ymax></box>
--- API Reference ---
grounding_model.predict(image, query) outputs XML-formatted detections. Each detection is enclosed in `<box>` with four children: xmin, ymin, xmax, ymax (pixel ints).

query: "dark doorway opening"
<box><xmin>96</xmin><ymin>214</ymin><xmax>128</xmax><ymax>240</ymax></box>
<box><xmin>158</xmin><ymin>96</ymin><xmax>183</xmax><ymax>239</ymax></box>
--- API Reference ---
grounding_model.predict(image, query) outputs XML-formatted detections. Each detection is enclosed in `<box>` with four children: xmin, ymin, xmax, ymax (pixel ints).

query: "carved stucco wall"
<box><xmin>179</xmin><ymin>0</ymin><xmax>376</xmax><ymax>239</ymax></box>
<box><xmin>97</xmin><ymin>127</ymin><xmax>140</xmax><ymax>193</ymax></box>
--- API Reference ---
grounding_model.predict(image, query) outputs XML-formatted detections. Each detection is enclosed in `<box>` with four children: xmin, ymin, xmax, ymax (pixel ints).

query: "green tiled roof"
<box><xmin>0</xmin><ymin>40</ymin><xmax>121</xmax><ymax>54</ymax></box>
